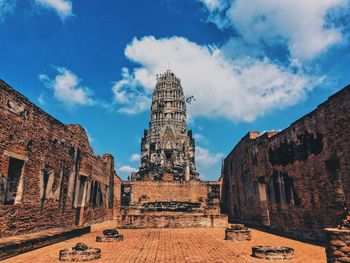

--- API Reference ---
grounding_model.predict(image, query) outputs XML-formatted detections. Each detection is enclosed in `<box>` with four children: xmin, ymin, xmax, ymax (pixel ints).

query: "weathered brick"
<box><xmin>221</xmin><ymin>84</ymin><xmax>350</xmax><ymax>242</ymax></box>
<box><xmin>0</xmin><ymin>80</ymin><xmax>121</xmax><ymax>238</ymax></box>
<box><xmin>331</xmin><ymin>240</ymin><xmax>347</xmax><ymax>247</ymax></box>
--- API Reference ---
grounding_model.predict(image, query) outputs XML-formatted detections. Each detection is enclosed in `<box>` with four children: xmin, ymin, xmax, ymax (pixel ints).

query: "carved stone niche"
<box><xmin>59</xmin><ymin>242</ymin><xmax>101</xmax><ymax>261</ymax></box>
<box><xmin>6</xmin><ymin>100</ymin><xmax>30</xmax><ymax>119</ymax></box>
<box><xmin>96</xmin><ymin>229</ymin><xmax>124</xmax><ymax>242</ymax></box>
<box><xmin>225</xmin><ymin>224</ymin><xmax>252</xmax><ymax>241</ymax></box>
<box><xmin>252</xmin><ymin>246</ymin><xmax>294</xmax><ymax>260</ymax></box>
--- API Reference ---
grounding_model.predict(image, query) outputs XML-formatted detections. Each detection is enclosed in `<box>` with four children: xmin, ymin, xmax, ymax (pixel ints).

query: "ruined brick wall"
<box><xmin>222</xmin><ymin>85</ymin><xmax>350</xmax><ymax>241</ymax></box>
<box><xmin>122</xmin><ymin>181</ymin><xmax>221</xmax><ymax>208</ymax></box>
<box><xmin>0</xmin><ymin>80</ymin><xmax>118</xmax><ymax>238</ymax></box>
<box><xmin>113</xmin><ymin>173</ymin><xmax>122</xmax><ymax>216</ymax></box>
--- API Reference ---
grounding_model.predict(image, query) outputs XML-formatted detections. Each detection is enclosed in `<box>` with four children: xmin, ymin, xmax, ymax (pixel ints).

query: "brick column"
<box><xmin>325</xmin><ymin>228</ymin><xmax>350</xmax><ymax>263</ymax></box>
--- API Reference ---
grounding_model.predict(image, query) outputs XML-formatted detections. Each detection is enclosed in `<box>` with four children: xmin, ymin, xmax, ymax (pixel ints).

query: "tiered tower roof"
<box><xmin>132</xmin><ymin>70</ymin><xmax>199</xmax><ymax>181</ymax></box>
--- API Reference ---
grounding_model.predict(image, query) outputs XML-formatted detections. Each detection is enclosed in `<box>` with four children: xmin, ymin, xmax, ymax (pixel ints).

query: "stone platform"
<box><xmin>116</xmin><ymin>213</ymin><xmax>228</xmax><ymax>228</ymax></box>
<box><xmin>119</xmin><ymin>180</ymin><xmax>226</xmax><ymax>229</ymax></box>
<box><xmin>2</xmin><ymin>220</ymin><xmax>327</xmax><ymax>263</ymax></box>
<box><xmin>0</xmin><ymin>226</ymin><xmax>90</xmax><ymax>260</ymax></box>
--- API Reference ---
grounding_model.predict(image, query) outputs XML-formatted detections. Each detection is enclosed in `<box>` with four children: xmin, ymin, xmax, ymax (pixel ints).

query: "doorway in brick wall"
<box><xmin>5</xmin><ymin>157</ymin><xmax>24</xmax><ymax>205</ymax></box>
<box><xmin>75</xmin><ymin>175</ymin><xmax>87</xmax><ymax>225</ymax></box>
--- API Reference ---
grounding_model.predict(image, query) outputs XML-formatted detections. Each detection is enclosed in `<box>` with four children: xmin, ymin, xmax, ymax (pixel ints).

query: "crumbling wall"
<box><xmin>113</xmin><ymin>172</ymin><xmax>122</xmax><ymax>216</ymax></box>
<box><xmin>222</xmin><ymin>84</ymin><xmax>350</xmax><ymax>241</ymax></box>
<box><xmin>0</xmin><ymin>80</ymin><xmax>118</xmax><ymax>238</ymax></box>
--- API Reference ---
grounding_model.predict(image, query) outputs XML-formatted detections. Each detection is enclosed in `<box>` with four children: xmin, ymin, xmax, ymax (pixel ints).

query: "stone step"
<box><xmin>116</xmin><ymin>213</ymin><xmax>228</xmax><ymax>229</ymax></box>
<box><xmin>0</xmin><ymin>226</ymin><xmax>90</xmax><ymax>260</ymax></box>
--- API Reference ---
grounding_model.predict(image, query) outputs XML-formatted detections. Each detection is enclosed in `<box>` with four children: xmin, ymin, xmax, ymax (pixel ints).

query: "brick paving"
<box><xmin>2</xmin><ymin>220</ymin><xmax>326</xmax><ymax>263</ymax></box>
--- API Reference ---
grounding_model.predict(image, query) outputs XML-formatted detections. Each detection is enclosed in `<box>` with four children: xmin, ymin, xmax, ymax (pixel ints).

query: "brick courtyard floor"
<box><xmin>3</xmin><ymin>220</ymin><xmax>326</xmax><ymax>263</ymax></box>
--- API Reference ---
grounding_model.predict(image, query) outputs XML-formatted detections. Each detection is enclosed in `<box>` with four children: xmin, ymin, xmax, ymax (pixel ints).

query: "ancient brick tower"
<box><xmin>132</xmin><ymin>70</ymin><xmax>199</xmax><ymax>181</ymax></box>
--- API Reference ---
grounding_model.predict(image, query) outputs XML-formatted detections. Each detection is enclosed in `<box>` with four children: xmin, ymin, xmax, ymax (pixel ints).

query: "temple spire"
<box><xmin>133</xmin><ymin>70</ymin><xmax>199</xmax><ymax>181</ymax></box>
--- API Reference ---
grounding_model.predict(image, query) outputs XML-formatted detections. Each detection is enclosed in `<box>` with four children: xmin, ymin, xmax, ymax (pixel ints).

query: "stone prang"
<box><xmin>133</xmin><ymin>70</ymin><xmax>199</xmax><ymax>181</ymax></box>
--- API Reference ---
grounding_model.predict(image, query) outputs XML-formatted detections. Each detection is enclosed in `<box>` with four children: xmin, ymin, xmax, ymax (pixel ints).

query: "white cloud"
<box><xmin>112</xmin><ymin>68</ymin><xmax>151</xmax><ymax>114</ymax></box>
<box><xmin>39</xmin><ymin>67</ymin><xmax>95</xmax><ymax>107</ymax></box>
<box><xmin>0</xmin><ymin>0</ymin><xmax>16</xmax><ymax>21</ymax></box>
<box><xmin>199</xmin><ymin>0</ymin><xmax>349</xmax><ymax>61</ymax></box>
<box><xmin>193</xmin><ymin>133</ymin><xmax>209</xmax><ymax>144</ymax></box>
<box><xmin>38</xmin><ymin>73</ymin><xmax>50</xmax><ymax>83</ymax></box>
<box><xmin>34</xmin><ymin>0</ymin><xmax>73</xmax><ymax>20</ymax></box>
<box><xmin>114</xmin><ymin>1</ymin><xmax>349</xmax><ymax>121</ymax></box>
<box><xmin>195</xmin><ymin>145</ymin><xmax>224</xmax><ymax>179</ymax></box>
<box><xmin>196</xmin><ymin>146</ymin><xmax>223</xmax><ymax>167</ymax></box>
<box><xmin>37</xmin><ymin>93</ymin><xmax>46</xmax><ymax>105</ymax></box>
<box><xmin>130</xmin><ymin>153</ymin><xmax>140</xmax><ymax>162</ymax></box>
<box><xmin>113</xmin><ymin>36</ymin><xmax>310</xmax><ymax>122</ymax></box>
<box><xmin>118</xmin><ymin>165</ymin><xmax>137</xmax><ymax>175</ymax></box>
<box><xmin>199</xmin><ymin>0</ymin><xmax>224</xmax><ymax>11</ymax></box>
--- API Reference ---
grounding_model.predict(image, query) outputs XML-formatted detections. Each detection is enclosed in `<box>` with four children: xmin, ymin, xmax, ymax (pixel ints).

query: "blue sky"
<box><xmin>1</xmin><ymin>0</ymin><xmax>350</xmax><ymax>180</ymax></box>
